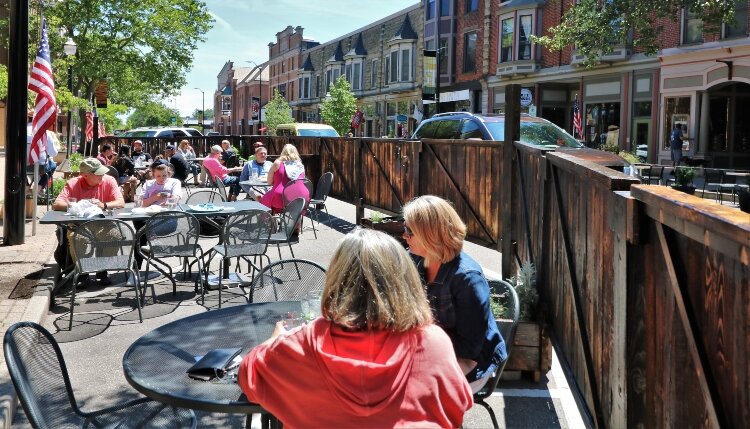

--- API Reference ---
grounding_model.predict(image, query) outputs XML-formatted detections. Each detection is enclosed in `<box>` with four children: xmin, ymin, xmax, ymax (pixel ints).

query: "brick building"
<box><xmin>294</xmin><ymin>3</ymin><xmax>424</xmax><ymax>137</ymax></box>
<box><xmin>267</xmin><ymin>26</ymin><xmax>320</xmax><ymax>120</ymax></box>
<box><xmin>214</xmin><ymin>61</ymin><xmax>270</xmax><ymax>135</ymax></box>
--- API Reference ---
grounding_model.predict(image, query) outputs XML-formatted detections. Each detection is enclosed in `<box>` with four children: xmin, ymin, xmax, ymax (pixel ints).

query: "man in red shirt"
<box><xmin>53</xmin><ymin>158</ymin><xmax>126</xmax><ymax>285</ymax></box>
<box><xmin>97</xmin><ymin>143</ymin><xmax>114</xmax><ymax>166</ymax></box>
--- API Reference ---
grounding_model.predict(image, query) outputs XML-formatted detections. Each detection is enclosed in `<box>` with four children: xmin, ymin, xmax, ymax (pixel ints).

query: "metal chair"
<box><xmin>213</xmin><ymin>176</ymin><xmax>229</xmax><ymax>202</ymax></box>
<box><xmin>136</xmin><ymin>211</ymin><xmax>205</xmax><ymax>304</ymax></box>
<box><xmin>641</xmin><ymin>165</ymin><xmax>664</xmax><ymax>185</ymax></box>
<box><xmin>204</xmin><ymin>209</ymin><xmax>274</xmax><ymax>308</ymax></box>
<box><xmin>68</xmin><ymin>219</ymin><xmax>142</xmax><ymax>330</ymax></box>
<box><xmin>185</xmin><ymin>190</ymin><xmax>225</xmax><ymax>238</ymax></box>
<box><xmin>3</xmin><ymin>321</ymin><xmax>196</xmax><ymax>429</ymax></box>
<box><xmin>248</xmin><ymin>258</ymin><xmax>327</xmax><ymax>303</ymax></box>
<box><xmin>701</xmin><ymin>168</ymin><xmax>724</xmax><ymax>202</ymax></box>
<box><xmin>282</xmin><ymin>178</ymin><xmax>313</xmax><ymax>237</ymax></box>
<box><xmin>474</xmin><ymin>279</ymin><xmax>520</xmax><ymax>429</ymax></box>
<box><xmin>267</xmin><ymin>197</ymin><xmax>306</xmax><ymax>260</ymax></box>
<box><xmin>309</xmin><ymin>172</ymin><xmax>334</xmax><ymax>232</ymax></box>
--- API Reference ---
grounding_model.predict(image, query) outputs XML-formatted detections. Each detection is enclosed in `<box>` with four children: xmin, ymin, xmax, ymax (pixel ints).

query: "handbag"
<box><xmin>186</xmin><ymin>347</ymin><xmax>242</xmax><ymax>381</ymax></box>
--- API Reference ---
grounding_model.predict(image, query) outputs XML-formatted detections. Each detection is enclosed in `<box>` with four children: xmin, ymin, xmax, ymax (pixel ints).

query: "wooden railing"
<box><xmin>97</xmin><ymin>134</ymin><xmax>749</xmax><ymax>428</ymax></box>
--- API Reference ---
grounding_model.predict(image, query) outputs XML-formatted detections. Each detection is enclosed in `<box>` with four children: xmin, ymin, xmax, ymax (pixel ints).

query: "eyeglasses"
<box><xmin>403</xmin><ymin>225</ymin><xmax>414</xmax><ymax>238</ymax></box>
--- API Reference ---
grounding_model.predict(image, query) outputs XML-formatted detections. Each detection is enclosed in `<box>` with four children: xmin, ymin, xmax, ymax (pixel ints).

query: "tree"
<box><xmin>127</xmin><ymin>102</ymin><xmax>182</xmax><ymax>128</ymax></box>
<box><xmin>192</xmin><ymin>108</ymin><xmax>214</xmax><ymax>121</ymax></box>
<box><xmin>0</xmin><ymin>64</ymin><xmax>7</xmax><ymax>101</ymax></box>
<box><xmin>263</xmin><ymin>89</ymin><xmax>294</xmax><ymax>135</ymax></box>
<box><xmin>320</xmin><ymin>75</ymin><xmax>357</xmax><ymax>136</ymax></box>
<box><xmin>533</xmin><ymin>0</ymin><xmax>738</xmax><ymax>68</ymax></box>
<box><xmin>44</xmin><ymin>0</ymin><xmax>212</xmax><ymax>108</ymax></box>
<box><xmin>97</xmin><ymin>104</ymin><xmax>128</xmax><ymax>131</ymax></box>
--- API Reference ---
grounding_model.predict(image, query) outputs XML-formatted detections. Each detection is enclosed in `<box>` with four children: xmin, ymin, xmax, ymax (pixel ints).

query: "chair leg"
<box><xmin>276</xmin><ymin>243</ymin><xmax>282</xmax><ymax>261</ymax></box>
<box><xmin>287</xmin><ymin>242</ymin><xmax>295</xmax><ymax>259</ymax></box>
<box><xmin>218</xmin><ymin>258</ymin><xmax>223</xmax><ymax>309</ymax></box>
<box><xmin>475</xmin><ymin>399</ymin><xmax>500</xmax><ymax>429</ymax></box>
<box><xmin>130</xmin><ymin>269</ymin><xmax>143</xmax><ymax>323</ymax></box>
<box><xmin>69</xmin><ymin>273</ymin><xmax>79</xmax><ymax>330</ymax></box>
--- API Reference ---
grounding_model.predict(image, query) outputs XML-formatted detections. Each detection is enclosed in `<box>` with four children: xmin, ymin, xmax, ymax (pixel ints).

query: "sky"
<box><xmin>171</xmin><ymin>0</ymin><xmax>416</xmax><ymax>117</ymax></box>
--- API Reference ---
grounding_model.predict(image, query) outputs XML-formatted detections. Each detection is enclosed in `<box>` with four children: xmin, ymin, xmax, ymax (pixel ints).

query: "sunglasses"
<box><xmin>403</xmin><ymin>225</ymin><xmax>414</xmax><ymax>238</ymax></box>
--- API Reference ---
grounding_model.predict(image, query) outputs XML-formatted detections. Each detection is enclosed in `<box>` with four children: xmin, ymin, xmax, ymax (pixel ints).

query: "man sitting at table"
<box><xmin>52</xmin><ymin>158</ymin><xmax>126</xmax><ymax>285</ymax></box>
<box><xmin>165</xmin><ymin>144</ymin><xmax>190</xmax><ymax>183</ymax></box>
<box><xmin>220</xmin><ymin>139</ymin><xmax>236</xmax><ymax>166</ymax></box>
<box><xmin>239</xmin><ymin>145</ymin><xmax>272</xmax><ymax>200</ymax></box>
<box><xmin>203</xmin><ymin>145</ymin><xmax>243</xmax><ymax>201</ymax></box>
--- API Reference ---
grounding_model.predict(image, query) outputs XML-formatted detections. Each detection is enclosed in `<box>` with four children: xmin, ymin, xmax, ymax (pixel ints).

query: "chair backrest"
<box><xmin>142</xmin><ymin>211</ymin><xmax>200</xmax><ymax>257</ymax></box>
<box><xmin>313</xmin><ymin>172</ymin><xmax>334</xmax><ymax>202</ymax></box>
<box><xmin>704</xmin><ymin>168</ymin><xmax>724</xmax><ymax>184</ymax></box>
<box><xmin>3</xmin><ymin>322</ymin><xmax>84</xmax><ymax>427</ymax></box>
<box><xmin>70</xmin><ymin>219</ymin><xmax>136</xmax><ymax>274</ymax></box>
<box><xmin>248</xmin><ymin>258</ymin><xmax>327</xmax><ymax>303</ymax></box>
<box><xmin>185</xmin><ymin>189</ymin><xmax>225</xmax><ymax>204</ymax></box>
<box><xmin>278</xmin><ymin>197</ymin><xmax>306</xmax><ymax>239</ymax></box>
<box><xmin>225</xmin><ymin>155</ymin><xmax>240</xmax><ymax>168</ymax></box>
<box><xmin>213</xmin><ymin>176</ymin><xmax>228</xmax><ymax>201</ymax></box>
<box><xmin>282</xmin><ymin>178</ymin><xmax>313</xmax><ymax>208</ymax></box>
<box><xmin>106</xmin><ymin>165</ymin><xmax>119</xmax><ymax>181</ymax></box>
<box><xmin>475</xmin><ymin>279</ymin><xmax>520</xmax><ymax>400</ymax></box>
<box><xmin>219</xmin><ymin>209</ymin><xmax>274</xmax><ymax>258</ymax></box>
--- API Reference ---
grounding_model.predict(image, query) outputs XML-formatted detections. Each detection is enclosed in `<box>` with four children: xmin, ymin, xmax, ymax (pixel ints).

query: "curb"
<box><xmin>0</xmin><ymin>260</ymin><xmax>54</xmax><ymax>429</ymax></box>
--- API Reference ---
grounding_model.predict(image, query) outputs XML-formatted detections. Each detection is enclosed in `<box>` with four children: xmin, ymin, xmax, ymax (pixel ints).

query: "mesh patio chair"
<box><xmin>3</xmin><ymin>321</ymin><xmax>196</xmax><ymax>429</ymax></box>
<box><xmin>309</xmin><ymin>172</ymin><xmax>334</xmax><ymax>232</ymax></box>
<box><xmin>639</xmin><ymin>165</ymin><xmax>663</xmax><ymax>185</ymax></box>
<box><xmin>248</xmin><ymin>258</ymin><xmax>327</xmax><ymax>303</ymax></box>
<box><xmin>185</xmin><ymin>190</ymin><xmax>225</xmax><ymax>238</ymax></box>
<box><xmin>204</xmin><ymin>209</ymin><xmax>274</xmax><ymax>308</ymax></box>
<box><xmin>701</xmin><ymin>168</ymin><xmax>724</xmax><ymax>202</ymax></box>
<box><xmin>213</xmin><ymin>176</ymin><xmax>229</xmax><ymax>202</ymax></box>
<box><xmin>136</xmin><ymin>211</ymin><xmax>205</xmax><ymax>304</ymax></box>
<box><xmin>474</xmin><ymin>279</ymin><xmax>520</xmax><ymax>429</ymax></box>
<box><xmin>225</xmin><ymin>155</ymin><xmax>240</xmax><ymax>168</ymax></box>
<box><xmin>68</xmin><ymin>219</ymin><xmax>142</xmax><ymax>331</ymax></box>
<box><xmin>267</xmin><ymin>197</ymin><xmax>306</xmax><ymax>260</ymax></box>
<box><xmin>282</xmin><ymin>178</ymin><xmax>313</xmax><ymax>237</ymax></box>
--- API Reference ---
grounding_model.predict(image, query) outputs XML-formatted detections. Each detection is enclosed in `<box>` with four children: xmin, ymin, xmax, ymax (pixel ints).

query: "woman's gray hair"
<box><xmin>210</xmin><ymin>145</ymin><xmax>222</xmax><ymax>153</ymax></box>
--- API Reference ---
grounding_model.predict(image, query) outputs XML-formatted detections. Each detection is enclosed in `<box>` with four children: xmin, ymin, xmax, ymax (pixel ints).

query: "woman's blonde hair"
<box><xmin>278</xmin><ymin>144</ymin><xmax>301</xmax><ymax>162</ymax></box>
<box><xmin>178</xmin><ymin>140</ymin><xmax>190</xmax><ymax>149</ymax></box>
<box><xmin>322</xmin><ymin>229</ymin><xmax>433</xmax><ymax>332</ymax></box>
<box><xmin>403</xmin><ymin>195</ymin><xmax>466</xmax><ymax>264</ymax></box>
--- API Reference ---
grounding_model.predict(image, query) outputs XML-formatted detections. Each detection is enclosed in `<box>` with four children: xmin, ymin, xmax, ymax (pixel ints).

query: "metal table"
<box><xmin>123</xmin><ymin>301</ymin><xmax>301</xmax><ymax>426</ymax></box>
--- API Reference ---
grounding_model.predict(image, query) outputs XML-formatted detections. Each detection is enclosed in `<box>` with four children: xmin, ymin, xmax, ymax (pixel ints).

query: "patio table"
<box><xmin>123</xmin><ymin>301</ymin><xmax>301</xmax><ymax>427</ymax></box>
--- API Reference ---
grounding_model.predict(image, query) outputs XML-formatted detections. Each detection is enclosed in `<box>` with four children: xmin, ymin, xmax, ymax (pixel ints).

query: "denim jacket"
<box><xmin>413</xmin><ymin>252</ymin><xmax>507</xmax><ymax>382</ymax></box>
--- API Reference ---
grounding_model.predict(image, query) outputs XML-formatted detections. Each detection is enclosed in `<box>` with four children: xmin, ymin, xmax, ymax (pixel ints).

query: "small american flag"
<box><xmin>98</xmin><ymin>119</ymin><xmax>107</xmax><ymax>137</ymax></box>
<box><xmin>85</xmin><ymin>111</ymin><xmax>94</xmax><ymax>141</ymax></box>
<box><xmin>27</xmin><ymin>18</ymin><xmax>56</xmax><ymax>165</ymax></box>
<box><xmin>573</xmin><ymin>96</ymin><xmax>583</xmax><ymax>139</ymax></box>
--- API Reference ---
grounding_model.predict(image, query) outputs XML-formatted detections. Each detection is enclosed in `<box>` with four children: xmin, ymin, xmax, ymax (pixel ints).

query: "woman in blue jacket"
<box><xmin>403</xmin><ymin>195</ymin><xmax>507</xmax><ymax>392</ymax></box>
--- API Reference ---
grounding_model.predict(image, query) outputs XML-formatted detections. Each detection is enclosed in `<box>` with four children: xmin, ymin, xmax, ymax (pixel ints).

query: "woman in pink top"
<box><xmin>238</xmin><ymin>229</ymin><xmax>473</xmax><ymax>428</ymax></box>
<box><xmin>259</xmin><ymin>144</ymin><xmax>309</xmax><ymax>213</ymax></box>
<box><xmin>202</xmin><ymin>145</ymin><xmax>243</xmax><ymax>201</ymax></box>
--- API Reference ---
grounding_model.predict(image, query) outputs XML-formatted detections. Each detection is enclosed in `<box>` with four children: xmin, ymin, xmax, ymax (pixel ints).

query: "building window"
<box><xmin>518</xmin><ymin>14</ymin><xmax>532</xmax><ymax>60</ymax></box>
<box><xmin>425</xmin><ymin>39</ymin><xmax>435</xmax><ymax>50</ymax></box>
<box><xmin>683</xmin><ymin>9</ymin><xmax>703</xmax><ymax>44</ymax></box>
<box><xmin>400</xmin><ymin>49</ymin><xmax>410</xmax><ymax>81</ymax></box>
<box><xmin>345</xmin><ymin>60</ymin><xmax>363</xmax><ymax>90</ymax></box>
<box><xmin>390</xmin><ymin>50</ymin><xmax>398</xmax><ymax>83</ymax></box>
<box><xmin>325</xmin><ymin>66</ymin><xmax>342</xmax><ymax>91</ymax></box>
<box><xmin>281</xmin><ymin>61</ymin><xmax>285</xmax><ymax>73</ymax></box>
<box><xmin>439</xmin><ymin>38</ymin><xmax>448</xmax><ymax>74</ymax></box>
<box><xmin>440</xmin><ymin>0</ymin><xmax>450</xmax><ymax>16</ymax></box>
<box><xmin>299</xmin><ymin>76</ymin><xmax>310</xmax><ymax>99</ymax></box>
<box><xmin>385</xmin><ymin>45</ymin><xmax>414</xmax><ymax>84</ymax></box>
<box><xmin>371</xmin><ymin>59</ymin><xmax>379</xmax><ymax>88</ymax></box>
<box><xmin>316</xmin><ymin>75</ymin><xmax>321</xmax><ymax>97</ymax></box>
<box><xmin>500</xmin><ymin>17</ymin><xmax>513</xmax><ymax>62</ymax></box>
<box><xmin>465</xmin><ymin>0</ymin><xmax>478</xmax><ymax>13</ymax></box>
<box><xmin>385</xmin><ymin>56</ymin><xmax>390</xmax><ymax>83</ymax></box>
<box><xmin>463</xmin><ymin>32</ymin><xmax>477</xmax><ymax>73</ymax></box>
<box><xmin>724</xmin><ymin>2</ymin><xmax>748</xmax><ymax>38</ymax></box>
<box><xmin>427</xmin><ymin>0</ymin><xmax>435</xmax><ymax>20</ymax></box>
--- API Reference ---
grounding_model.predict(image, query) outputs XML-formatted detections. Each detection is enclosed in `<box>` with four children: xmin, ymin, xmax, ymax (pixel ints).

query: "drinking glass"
<box><xmin>67</xmin><ymin>198</ymin><xmax>77</xmax><ymax>216</ymax></box>
<box><xmin>283</xmin><ymin>311</ymin><xmax>305</xmax><ymax>329</ymax></box>
<box><xmin>303</xmin><ymin>290</ymin><xmax>322</xmax><ymax>322</ymax></box>
<box><xmin>251</xmin><ymin>170</ymin><xmax>259</xmax><ymax>181</ymax></box>
<box><xmin>134</xmin><ymin>193</ymin><xmax>143</xmax><ymax>208</ymax></box>
<box><xmin>167</xmin><ymin>195</ymin><xmax>180</xmax><ymax>210</ymax></box>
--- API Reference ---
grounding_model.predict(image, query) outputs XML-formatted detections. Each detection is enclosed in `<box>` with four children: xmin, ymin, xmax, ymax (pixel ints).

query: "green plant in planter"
<box><xmin>69</xmin><ymin>153</ymin><xmax>83</xmax><ymax>172</ymax></box>
<box><xmin>673</xmin><ymin>166</ymin><xmax>695</xmax><ymax>187</ymax></box>
<box><xmin>369</xmin><ymin>211</ymin><xmax>385</xmax><ymax>223</ymax></box>
<box><xmin>509</xmin><ymin>261</ymin><xmax>538</xmax><ymax>321</ymax></box>
<box><xmin>618</xmin><ymin>151</ymin><xmax>640</xmax><ymax>165</ymax></box>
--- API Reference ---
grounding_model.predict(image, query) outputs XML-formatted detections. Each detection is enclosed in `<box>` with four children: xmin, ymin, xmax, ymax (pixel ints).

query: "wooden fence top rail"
<box><xmin>546</xmin><ymin>152</ymin><xmax>639</xmax><ymax>191</ymax></box>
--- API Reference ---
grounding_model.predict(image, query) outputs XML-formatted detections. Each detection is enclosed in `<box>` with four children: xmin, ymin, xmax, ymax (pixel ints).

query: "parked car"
<box><xmin>121</xmin><ymin>127</ymin><xmax>203</xmax><ymax>138</ymax></box>
<box><xmin>206</xmin><ymin>131</ymin><xmax>221</xmax><ymax>137</ymax></box>
<box><xmin>276</xmin><ymin>123</ymin><xmax>339</xmax><ymax>137</ymax></box>
<box><xmin>636</xmin><ymin>144</ymin><xmax>648</xmax><ymax>161</ymax></box>
<box><xmin>412</xmin><ymin>112</ymin><xmax>626</xmax><ymax>167</ymax></box>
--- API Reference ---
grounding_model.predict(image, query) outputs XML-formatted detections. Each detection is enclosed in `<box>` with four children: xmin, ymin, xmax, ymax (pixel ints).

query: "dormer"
<box><xmin>385</xmin><ymin>14</ymin><xmax>417</xmax><ymax>88</ymax></box>
<box><xmin>299</xmin><ymin>55</ymin><xmax>315</xmax><ymax>100</ymax></box>
<box><xmin>344</xmin><ymin>34</ymin><xmax>367</xmax><ymax>92</ymax></box>
<box><xmin>324</xmin><ymin>42</ymin><xmax>345</xmax><ymax>92</ymax></box>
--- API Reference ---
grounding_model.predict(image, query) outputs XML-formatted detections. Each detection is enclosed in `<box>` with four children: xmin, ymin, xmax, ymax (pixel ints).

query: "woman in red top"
<box><xmin>238</xmin><ymin>229</ymin><xmax>473</xmax><ymax>428</ymax></box>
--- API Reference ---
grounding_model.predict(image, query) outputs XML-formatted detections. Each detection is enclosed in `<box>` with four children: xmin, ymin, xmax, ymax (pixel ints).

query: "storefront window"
<box><xmin>663</xmin><ymin>97</ymin><xmax>691</xmax><ymax>150</ymax></box>
<box><xmin>584</xmin><ymin>102</ymin><xmax>621</xmax><ymax>148</ymax></box>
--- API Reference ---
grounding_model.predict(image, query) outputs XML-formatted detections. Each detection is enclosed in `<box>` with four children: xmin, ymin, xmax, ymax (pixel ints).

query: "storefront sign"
<box><xmin>396</xmin><ymin>114</ymin><xmax>408</xmax><ymax>122</ymax></box>
<box><xmin>439</xmin><ymin>89</ymin><xmax>470</xmax><ymax>103</ymax></box>
<box><xmin>422</xmin><ymin>50</ymin><xmax>437</xmax><ymax>101</ymax></box>
<box><xmin>520</xmin><ymin>88</ymin><xmax>533</xmax><ymax>107</ymax></box>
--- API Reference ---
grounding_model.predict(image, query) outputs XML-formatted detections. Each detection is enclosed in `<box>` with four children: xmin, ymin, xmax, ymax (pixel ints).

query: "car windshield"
<box><xmin>123</xmin><ymin>130</ymin><xmax>157</xmax><ymax>137</ymax></box>
<box><xmin>185</xmin><ymin>129</ymin><xmax>203</xmax><ymax>136</ymax></box>
<box><xmin>297</xmin><ymin>129</ymin><xmax>339</xmax><ymax>137</ymax></box>
<box><xmin>485</xmin><ymin>121</ymin><xmax>583</xmax><ymax>148</ymax></box>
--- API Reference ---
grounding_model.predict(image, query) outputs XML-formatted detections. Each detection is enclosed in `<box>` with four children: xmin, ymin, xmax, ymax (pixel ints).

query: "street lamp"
<box><xmin>63</xmin><ymin>37</ymin><xmax>77</xmax><ymax>157</ymax></box>
<box><xmin>246</xmin><ymin>60</ymin><xmax>265</xmax><ymax>134</ymax></box>
<box><xmin>194</xmin><ymin>87</ymin><xmax>205</xmax><ymax>131</ymax></box>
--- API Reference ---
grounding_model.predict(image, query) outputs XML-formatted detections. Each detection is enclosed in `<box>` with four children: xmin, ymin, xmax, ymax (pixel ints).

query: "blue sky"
<box><xmin>172</xmin><ymin>0</ymin><xmax>416</xmax><ymax>116</ymax></box>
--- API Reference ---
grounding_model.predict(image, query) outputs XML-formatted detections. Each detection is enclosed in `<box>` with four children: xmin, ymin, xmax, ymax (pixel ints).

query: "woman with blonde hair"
<box><xmin>238</xmin><ymin>229</ymin><xmax>472</xmax><ymax>427</ymax></box>
<box><xmin>259</xmin><ymin>143</ymin><xmax>309</xmax><ymax>213</ymax></box>
<box><xmin>403</xmin><ymin>195</ymin><xmax>507</xmax><ymax>393</ymax></box>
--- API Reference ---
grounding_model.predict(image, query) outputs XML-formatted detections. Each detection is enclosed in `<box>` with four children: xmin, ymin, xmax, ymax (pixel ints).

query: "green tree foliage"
<box><xmin>192</xmin><ymin>108</ymin><xmax>214</xmax><ymax>121</ymax></box>
<box><xmin>44</xmin><ymin>0</ymin><xmax>212</xmax><ymax>108</ymax></box>
<box><xmin>263</xmin><ymin>89</ymin><xmax>294</xmax><ymax>135</ymax></box>
<box><xmin>0</xmin><ymin>64</ymin><xmax>7</xmax><ymax>101</ymax></box>
<box><xmin>127</xmin><ymin>101</ymin><xmax>182</xmax><ymax>128</ymax></box>
<box><xmin>533</xmin><ymin>0</ymin><xmax>738</xmax><ymax>68</ymax></box>
<box><xmin>97</xmin><ymin>104</ymin><xmax>128</xmax><ymax>131</ymax></box>
<box><xmin>320</xmin><ymin>75</ymin><xmax>357</xmax><ymax>136</ymax></box>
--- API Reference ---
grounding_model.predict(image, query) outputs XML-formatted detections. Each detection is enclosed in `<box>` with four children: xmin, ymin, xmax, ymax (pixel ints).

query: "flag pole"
<box><xmin>32</xmin><ymin>163</ymin><xmax>38</xmax><ymax>236</ymax></box>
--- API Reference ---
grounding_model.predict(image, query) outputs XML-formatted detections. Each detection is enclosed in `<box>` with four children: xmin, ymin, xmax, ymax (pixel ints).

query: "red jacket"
<box><xmin>238</xmin><ymin>318</ymin><xmax>473</xmax><ymax>428</ymax></box>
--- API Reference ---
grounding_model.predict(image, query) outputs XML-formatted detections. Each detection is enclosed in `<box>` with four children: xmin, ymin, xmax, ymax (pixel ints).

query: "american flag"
<box><xmin>98</xmin><ymin>119</ymin><xmax>107</xmax><ymax>137</ymax></box>
<box><xmin>27</xmin><ymin>18</ymin><xmax>56</xmax><ymax>165</ymax></box>
<box><xmin>572</xmin><ymin>96</ymin><xmax>583</xmax><ymax>139</ymax></box>
<box><xmin>85</xmin><ymin>111</ymin><xmax>94</xmax><ymax>141</ymax></box>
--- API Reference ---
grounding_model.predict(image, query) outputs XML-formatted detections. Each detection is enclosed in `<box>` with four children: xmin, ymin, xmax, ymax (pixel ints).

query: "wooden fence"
<box><xmin>99</xmin><ymin>134</ymin><xmax>749</xmax><ymax>427</ymax></box>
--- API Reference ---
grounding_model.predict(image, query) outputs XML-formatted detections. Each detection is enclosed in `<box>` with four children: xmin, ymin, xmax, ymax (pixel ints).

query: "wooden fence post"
<box><xmin>502</xmin><ymin>84</ymin><xmax>521</xmax><ymax>278</ymax></box>
<box><xmin>353</xmin><ymin>138</ymin><xmax>364</xmax><ymax>223</ymax></box>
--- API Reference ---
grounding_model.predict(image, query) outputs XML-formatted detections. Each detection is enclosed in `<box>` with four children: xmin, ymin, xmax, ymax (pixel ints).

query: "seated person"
<box><xmin>97</xmin><ymin>143</ymin><xmax>114</xmax><ymax>166</ymax></box>
<box><xmin>113</xmin><ymin>145</ymin><xmax>138</xmax><ymax>202</ymax></box>
<box><xmin>131</xmin><ymin>140</ymin><xmax>152</xmax><ymax>162</ymax></box>
<box><xmin>238</xmin><ymin>229</ymin><xmax>473</xmax><ymax>427</ymax></box>
<box><xmin>178</xmin><ymin>139</ymin><xmax>200</xmax><ymax>184</ymax></box>
<box><xmin>259</xmin><ymin>144</ymin><xmax>308</xmax><ymax>213</ymax></box>
<box><xmin>142</xmin><ymin>162</ymin><xmax>182</xmax><ymax>207</ymax></box>
<box><xmin>165</xmin><ymin>144</ymin><xmax>190</xmax><ymax>183</ymax></box>
<box><xmin>239</xmin><ymin>145</ymin><xmax>272</xmax><ymax>199</ymax></box>
<box><xmin>203</xmin><ymin>145</ymin><xmax>242</xmax><ymax>201</ymax></box>
<box><xmin>52</xmin><ymin>158</ymin><xmax>126</xmax><ymax>285</ymax></box>
<box><xmin>220</xmin><ymin>139</ymin><xmax>236</xmax><ymax>166</ymax></box>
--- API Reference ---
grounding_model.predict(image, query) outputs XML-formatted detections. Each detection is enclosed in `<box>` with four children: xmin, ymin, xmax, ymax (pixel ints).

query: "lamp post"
<box><xmin>194</xmin><ymin>87</ymin><xmax>205</xmax><ymax>132</ymax></box>
<box><xmin>247</xmin><ymin>60</ymin><xmax>264</xmax><ymax>134</ymax></box>
<box><xmin>63</xmin><ymin>37</ymin><xmax>77</xmax><ymax>158</ymax></box>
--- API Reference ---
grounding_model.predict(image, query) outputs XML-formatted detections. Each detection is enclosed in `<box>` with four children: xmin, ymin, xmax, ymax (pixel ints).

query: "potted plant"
<box><xmin>672</xmin><ymin>166</ymin><xmax>696</xmax><ymax>194</ymax></box>
<box><xmin>491</xmin><ymin>262</ymin><xmax>552</xmax><ymax>381</ymax></box>
<box><xmin>359</xmin><ymin>211</ymin><xmax>407</xmax><ymax>247</ymax></box>
<box><xmin>64</xmin><ymin>152</ymin><xmax>83</xmax><ymax>179</ymax></box>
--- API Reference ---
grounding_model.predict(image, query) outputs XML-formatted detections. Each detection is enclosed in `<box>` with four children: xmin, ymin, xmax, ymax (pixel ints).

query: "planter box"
<box><xmin>500</xmin><ymin>320</ymin><xmax>552</xmax><ymax>382</ymax></box>
<box><xmin>359</xmin><ymin>216</ymin><xmax>407</xmax><ymax>248</ymax></box>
